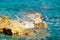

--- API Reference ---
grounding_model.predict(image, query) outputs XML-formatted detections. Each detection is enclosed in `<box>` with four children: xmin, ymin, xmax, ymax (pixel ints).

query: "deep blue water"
<box><xmin>0</xmin><ymin>0</ymin><xmax>60</xmax><ymax>40</ymax></box>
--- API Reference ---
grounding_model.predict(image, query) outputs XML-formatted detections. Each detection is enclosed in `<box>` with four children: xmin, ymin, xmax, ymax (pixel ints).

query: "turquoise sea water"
<box><xmin>0</xmin><ymin>0</ymin><xmax>60</xmax><ymax>40</ymax></box>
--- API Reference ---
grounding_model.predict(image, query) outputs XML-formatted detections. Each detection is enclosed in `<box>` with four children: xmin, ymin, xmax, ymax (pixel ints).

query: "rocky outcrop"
<box><xmin>0</xmin><ymin>15</ymin><xmax>48</xmax><ymax>38</ymax></box>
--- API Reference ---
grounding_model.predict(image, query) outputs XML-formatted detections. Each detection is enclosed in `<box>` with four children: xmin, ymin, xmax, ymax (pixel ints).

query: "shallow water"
<box><xmin>0</xmin><ymin>0</ymin><xmax>60</xmax><ymax>40</ymax></box>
